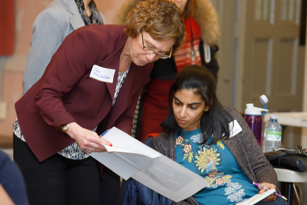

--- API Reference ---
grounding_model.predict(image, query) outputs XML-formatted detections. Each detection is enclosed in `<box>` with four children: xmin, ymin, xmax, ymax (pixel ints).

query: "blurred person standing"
<box><xmin>22</xmin><ymin>0</ymin><xmax>105</xmax><ymax>95</ymax></box>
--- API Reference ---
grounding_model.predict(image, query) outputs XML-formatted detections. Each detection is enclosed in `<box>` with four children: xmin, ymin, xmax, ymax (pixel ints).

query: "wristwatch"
<box><xmin>61</xmin><ymin>124</ymin><xmax>69</xmax><ymax>133</ymax></box>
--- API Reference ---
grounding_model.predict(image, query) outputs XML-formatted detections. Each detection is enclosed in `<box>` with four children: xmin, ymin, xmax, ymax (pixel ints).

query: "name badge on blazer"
<box><xmin>229</xmin><ymin>120</ymin><xmax>242</xmax><ymax>138</ymax></box>
<box><xmin>90</xmin><ymin>65</ymin><xmax>115</xmax><ymax>83</ymax></box>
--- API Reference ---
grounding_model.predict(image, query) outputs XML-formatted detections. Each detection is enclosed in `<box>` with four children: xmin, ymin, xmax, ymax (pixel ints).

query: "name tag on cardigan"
<box><xmin>90</xmin><ymin>65</ymin><xmax>115</xmax><ymax>83</ymax></box>
<box><xmin>229</xmin><ymin>120</ymin><xmax>242</xmax><ymax>138</ymax></box>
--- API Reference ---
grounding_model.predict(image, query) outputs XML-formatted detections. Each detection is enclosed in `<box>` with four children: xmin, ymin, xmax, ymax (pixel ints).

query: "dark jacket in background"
<box><xmin>0</xmin><ymin>150</ymin><xmax>29</xmax><ymax>205</ymax></box>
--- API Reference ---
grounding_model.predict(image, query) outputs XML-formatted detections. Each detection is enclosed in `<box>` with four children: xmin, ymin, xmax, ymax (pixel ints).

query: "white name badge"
<box><xmin>90</xmin><ymin>65</ymin><xmax>115</xmax><ymax>83</ymax></box>
<box><xmin>229</xmin><ymin>120</ymin><xmax>242</xmax><ymax>138</ymax></box>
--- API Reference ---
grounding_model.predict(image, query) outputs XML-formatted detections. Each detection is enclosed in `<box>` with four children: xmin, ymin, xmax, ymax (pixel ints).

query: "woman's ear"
<box><xmin>204</xmin><ymin>99</ymin><xmax>213</xmax><ymax>112</ymax></box>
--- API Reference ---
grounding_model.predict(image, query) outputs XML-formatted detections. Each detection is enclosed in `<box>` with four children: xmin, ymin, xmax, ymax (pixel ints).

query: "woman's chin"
<box><xmin>177</xmin><ymin>122</ymin><xmax>188</xmax><ymax>130</ymax></box>
<box><xmin>132</xmin><ymin>59</ymin><xmax>146</xmax><ymax>66</ymax></box>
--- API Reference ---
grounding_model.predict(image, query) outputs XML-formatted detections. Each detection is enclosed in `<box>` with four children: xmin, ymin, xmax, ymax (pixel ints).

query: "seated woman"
<box><xmin>152</xmin><ymin>65</ymin><xmax>286</xmax><ymax>205</ymax></box>
<box><xmin>119</xmin><ymin>65</ymin><xmax>286</xmax><ymax>205</ymax></box>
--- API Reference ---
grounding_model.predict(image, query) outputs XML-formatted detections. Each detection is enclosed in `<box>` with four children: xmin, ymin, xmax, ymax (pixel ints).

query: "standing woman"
<box><xmin>21</xmin><ymin>0</ymin><xmax>106</xmax><ymax>95</ymax></box>
<box><xmin>13</xmin><ymin>0</ymin><xmax>185</xmax><ymax>205</ymax></box>
<box><xmin>153</xmin><ymin>65</ymin><xmax>286</xmax><ymax>205</ymax></box>
<box><xmin>15</xmin><ymin>1</ymin><xmax>114</xmax><ymax>204</ymax></box>
<box><xmin>114</xmin><ymin>0</ymin><xmax>221</xmax><ymax>140</ymax></box>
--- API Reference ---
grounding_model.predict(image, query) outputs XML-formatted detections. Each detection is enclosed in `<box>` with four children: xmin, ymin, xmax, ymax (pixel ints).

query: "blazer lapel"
<box><xmin>99</xmin><ymin>34</ymin><xmax>130</xmax><ymax>102</ymax></box>
<box><xmin>106</xmin><ymin>63</ymin><xmax>151</xmax><ymax>125</ymax></box>
<box><xmin>99</xmin><ymin>53</ymin><xmax>122</xmax><ymax>103</ymax></box>
<box><xmin>61</xmin><ymin>0</ymin><xmax>85</xmax><ymax>30</ymax></box>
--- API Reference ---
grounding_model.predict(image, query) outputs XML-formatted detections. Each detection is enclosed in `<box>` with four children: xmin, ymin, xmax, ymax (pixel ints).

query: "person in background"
<box><xmin>0</xmin><ymin>149</ymin><xmax>29</xmax><ymax>205</ymax></box>
<box><xmin>22</xmin><ymin>0</ymin><xmax>105</xmax><ymax>95</ymax></box>
<box><xmin>13</xmin><ymin>0</ymin><xmax>186</xmax><ymax>204</ymax></box>
<box><xmin>114</xmin><ymin>0</ymin><xmax>220</xmax><ymax>140</ymax></box>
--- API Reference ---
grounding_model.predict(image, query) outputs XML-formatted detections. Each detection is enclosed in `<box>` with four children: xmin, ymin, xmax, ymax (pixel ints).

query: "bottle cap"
<box><xmin>270</xmin><ymin>114</ymin><xmax>278</xmax><ymax>120</ymax></box>
<box><xmin>245</xmin><ymin>103</ymin><xmax>269</xmax><ymax>115</ymax></box>
<box><xmin>259</xmin><ymin>95</ymin><xmax>269</xmax><ymax>105</ymax></box>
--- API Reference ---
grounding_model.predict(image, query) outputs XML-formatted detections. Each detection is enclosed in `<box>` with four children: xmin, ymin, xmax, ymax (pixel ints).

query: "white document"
<box><xmin>236</xmin><ymin>189</ymin><xmax>276</xmax><ymax>205</ymax></box>
<box><xmin>90</xmin><ymin>127</ymin><xmax>209</xmax><ymax>202</ymax></box>
<box><xmin>132</xmin><ymin>155</ymin><xmax>209</xmax><ymax>202</ymax></box>
<box><xmin>89</xmin><ymin>65</ymin><xmax>115</xmax><ymax>83</ymax></box>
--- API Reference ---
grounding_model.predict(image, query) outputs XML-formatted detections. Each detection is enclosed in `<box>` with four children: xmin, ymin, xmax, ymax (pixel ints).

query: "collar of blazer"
<box><xmin>99</xmin><ymin>35</ymin><xmax>152</xmax><ymax>103</ymax></box>
<box><xmin>61</xmin><ymin>0</ymin><xmax>85</xmax><ymax>30</ymax></box>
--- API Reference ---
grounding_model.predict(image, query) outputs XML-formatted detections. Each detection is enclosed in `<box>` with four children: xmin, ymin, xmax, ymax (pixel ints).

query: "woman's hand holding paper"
<box><xmin>66</xmin><ymin>122</ymin><xmax>111</xmax><ymax>153</ymax></box>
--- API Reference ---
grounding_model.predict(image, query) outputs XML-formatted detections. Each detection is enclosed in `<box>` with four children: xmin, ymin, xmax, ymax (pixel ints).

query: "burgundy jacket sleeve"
<box><xmin>34</xmin><ymin>28</ymin><xmax>102</xmax><ymax>133</ymax></box>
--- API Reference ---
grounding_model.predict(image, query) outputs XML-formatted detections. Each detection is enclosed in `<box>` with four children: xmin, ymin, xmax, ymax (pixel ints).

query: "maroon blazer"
<box><xmin>15</xmin><ymin>25</ymin><xmax>153</xmax><ymax>162</ymax></box>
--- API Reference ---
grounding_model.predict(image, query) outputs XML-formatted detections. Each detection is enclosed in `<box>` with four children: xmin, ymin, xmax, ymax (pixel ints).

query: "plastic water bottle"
<box><xmin>244</xmin><ymin>104</ymin><xmax>268</xmax><ymax>146</ymax></box>
<box><xmin>259</xmin><ymin>94</ymin><xmax>269</xmax><ymax>152</ymax></box>
<box><xmin>264</xmin><ymin>114</ymin><xmax>282</xmax><ymax>152</ymax></box>
<box><xmin>262</xmin><ymin>118</ymin><xmax>272</xmax><ymax>152</ymax></box>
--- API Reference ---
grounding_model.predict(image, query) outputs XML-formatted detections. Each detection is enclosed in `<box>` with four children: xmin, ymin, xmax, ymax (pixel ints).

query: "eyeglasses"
<box><xmin>141</xmin><ymin>29</ymin><xmax>173</xmax><ymax>59</ymax></box>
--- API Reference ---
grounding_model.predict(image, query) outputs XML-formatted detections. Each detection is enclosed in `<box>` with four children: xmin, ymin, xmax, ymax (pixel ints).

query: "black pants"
<box><xmin>100</xmin><ymin>166</ymin><xmax>121</xmax><ymax>205</ymax></box>
<box><xmin>13</xmin><ymin>134</ymin><xmax>101</xmax><ymax>205</ymax></box>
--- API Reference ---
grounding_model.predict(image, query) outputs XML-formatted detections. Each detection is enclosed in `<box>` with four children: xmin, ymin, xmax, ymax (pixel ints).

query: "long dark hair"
<box><xmin>161</xmin><ymin>65</ymin><xmax>233</xmax><ymax>145</ymax></box>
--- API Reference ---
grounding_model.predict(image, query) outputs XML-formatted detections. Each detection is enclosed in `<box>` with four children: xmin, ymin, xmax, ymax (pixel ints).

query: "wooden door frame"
<box><xmin>234</xmin><ymin>0</ymin><xmax>248</xmax><ymax>112</ymax></box>
<box><xmin>211</xmin><ymin>0</ymin><xmax>238</xmax><ymax>108</ymax></box>
<box><xmin>212</xmin><ymin>0</ymin><xmax>250</xmax><ymax>112</ymax></box>
<box><xmin>213</xmin><ymin>0</ymin><xmax>307</xmax><ymax>116</ymax></box>
<box><xmin>301</xmin><ymin>11</ymin><xmax>307</xmax><ymax>147</ymax></box>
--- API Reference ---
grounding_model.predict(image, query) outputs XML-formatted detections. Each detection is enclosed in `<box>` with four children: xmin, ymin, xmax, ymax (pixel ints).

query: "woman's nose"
<box><xmin>179</xmin><ymin>107</ymin><xmax>187</xmax><ymax>118</ymax></box>
<box><xmin>146</xmin><ymin>53</ymin><xmax>156</xmax><ymax>61</ymax></box>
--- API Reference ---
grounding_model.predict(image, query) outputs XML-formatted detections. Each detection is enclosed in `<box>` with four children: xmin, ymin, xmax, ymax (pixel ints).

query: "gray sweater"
<box><xmin>22</xmin><ymin>0</ymin><xmax>105</xmax><ymax>95</ymax></box>
<box><xmin>152</xmin><ymin>107</ymin><xmax>277</xmax><ymax>205</ymax></box>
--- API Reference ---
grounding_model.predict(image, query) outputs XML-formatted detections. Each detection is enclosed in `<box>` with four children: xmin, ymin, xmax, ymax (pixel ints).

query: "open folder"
<box><xmin>236</xmin><ymin>189</ymin><xmax>276</xmax><ymax>205</ymax></box>
<box><xmin>91</xmin><ymin>127</ymin><xmax>209</xmax><ymax>202</ymax></box>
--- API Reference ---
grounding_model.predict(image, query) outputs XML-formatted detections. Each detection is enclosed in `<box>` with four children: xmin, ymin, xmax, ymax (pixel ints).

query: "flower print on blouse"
<box><xmin>225</xmin><ymin>182</ymin><xmax>246</xmax><ymax>203</ymax></box>
<box><xmin>175</xmin><ymin>135</ymin><xmax>194</xmax><ymax>162</ymax></box>
<box><xmin>174</xmin><ymin>128</ymin><xmax>257</xmax><ymax>205</ymax></box>
<box><xmin>194</xmin><ymin>145</ymin><xmax>220</xmax><ymax>174</ymax></box>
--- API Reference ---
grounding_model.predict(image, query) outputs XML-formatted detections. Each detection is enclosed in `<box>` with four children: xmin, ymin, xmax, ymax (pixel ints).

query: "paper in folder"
<box><xmin>91</xmin><ymin>127</ymin><xmax>209</xmax><ymax>202</ymax></box>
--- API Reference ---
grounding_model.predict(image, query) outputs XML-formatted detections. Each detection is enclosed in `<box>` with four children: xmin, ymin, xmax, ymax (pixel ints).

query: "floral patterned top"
<box><xmin>175</xmin><ymin>128</ymin><xmax>258</xmax><ymax>205</ymax></box>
